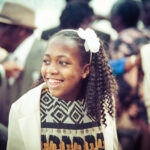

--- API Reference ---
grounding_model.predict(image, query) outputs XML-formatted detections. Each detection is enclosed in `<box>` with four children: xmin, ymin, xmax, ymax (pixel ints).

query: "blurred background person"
<box><xmin>139</xmin><ymin>1</ymin><xmax>150</xmax><ymax>150</ymax></box>
<box><xmin>0</xmin><ymin>59</ymin><xmax>23</xmax><ymax>150</ymax></box>
<box><xmin>109</xmin><ymin>0</ymin><xmax>150</xmax><ymax>150</ymax></box>
<box><xmin>140</xmin><ymin>0</ymin><xmax>150</xmax><ymax>125</ymax></box>
<box><xmin>41</xmin><ymin>0</ymin><xmax>111</xmax><ymax>50</ymax></box>
<box><xmin>0</xmin><ymin>2</ymin><xmax>46</xmax><ymax>127</ymax></box>
<box><xmin>41</xmin><ymin>0</ymin><xmax>95</xmax><ymax>39</ymax></box>
<box><xmin>0</xmin><ymin>47</ymin><xmax>22</xmax><ymax>150</ymax></box>
<box><xmin>140</xmin><ymin>43</ymin><xmax>150</xmax><ymax>150</ymax></box>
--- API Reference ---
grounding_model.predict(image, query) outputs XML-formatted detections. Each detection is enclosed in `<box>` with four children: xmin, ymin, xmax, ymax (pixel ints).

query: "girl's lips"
<box><xmin>46</xmin><ymin>79</ymin><xmax>63</xmax><ymax>88</ymax></box>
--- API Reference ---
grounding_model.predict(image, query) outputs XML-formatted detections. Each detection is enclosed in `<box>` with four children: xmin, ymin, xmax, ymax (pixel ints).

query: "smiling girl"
<box><xmin>7</xmin><ymin>28</ymin><xmax>118</xmax><ymax>150</ymax></box>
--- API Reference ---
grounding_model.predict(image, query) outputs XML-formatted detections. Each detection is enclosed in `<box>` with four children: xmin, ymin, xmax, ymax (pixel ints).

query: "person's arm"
<box><xmin>0</xmin><ymin>62</ymin><xmax>23</xmax><ymax>85</ymax></box>
<box><xmin>124</xmin><ymin>54</ymin><xmax>141</xmax><ymax>72</ymax></box>
<box><xmin>109</xmin><ymin>54</ymin><xmax>141</xmax><ymax>75</ymax></box>
<box><xmin>3</xmin><ymin>61</ymin><xmax>23</xmax><ymax>78</ymax></box>
<box><xmin>109</xmin><ymin>58</ymin><xmax>126</xmax><ymax>75</ymax></box>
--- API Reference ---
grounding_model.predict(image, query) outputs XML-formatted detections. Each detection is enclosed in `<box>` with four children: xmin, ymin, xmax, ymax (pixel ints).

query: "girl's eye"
<box><xmin>43</xmin><ymin>59</ymin><xmax>50</xmax><ymax>65</ymax></box>
<box><xmin>59</xmin><ymin>61</ymin><xmax>69</xmax><ymax>65</ymax></box>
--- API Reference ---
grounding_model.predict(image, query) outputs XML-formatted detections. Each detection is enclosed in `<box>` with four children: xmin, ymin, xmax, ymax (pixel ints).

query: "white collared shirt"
<box><xmin>8</xmin><ymin>32</ymin><xmax>36</xmax><ymax>85</ymax></box>
<box><xmin>9</xmin><ymin>33</ymin><xmax>35</xmax><ymax>67</ymax></box>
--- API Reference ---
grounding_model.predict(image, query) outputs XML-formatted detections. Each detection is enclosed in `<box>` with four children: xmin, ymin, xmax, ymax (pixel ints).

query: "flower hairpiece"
<box><xmin>77</xmin><ymin>28</ymin><xmax>100</xmax><ymax>53</ymax></box>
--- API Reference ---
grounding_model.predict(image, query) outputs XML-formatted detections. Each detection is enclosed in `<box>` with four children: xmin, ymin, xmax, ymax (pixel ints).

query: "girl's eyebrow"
<box><xmin>57</xmin><ymin>55</ymin><xmax>70</xmax><ymax>59</ymax></box>
<box><xmin>44</xmin><ymin>54</ymin><xmax>50</xmax><ymax>57</ymax></box>
<box><xmin>44</xmin><ymin>54</ymin><xmax>70</xmax><ymax>59</ymax></box>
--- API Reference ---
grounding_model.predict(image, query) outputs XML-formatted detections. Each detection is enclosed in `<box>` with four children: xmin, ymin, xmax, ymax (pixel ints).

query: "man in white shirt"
<box><xmin>0</xmin><ymin>2</ymin><xmax>46</xmax><ymax>126</ymax></box>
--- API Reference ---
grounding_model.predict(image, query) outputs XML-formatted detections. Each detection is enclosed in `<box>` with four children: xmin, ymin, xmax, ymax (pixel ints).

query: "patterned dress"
<box><xmin>109</xmin><ymin>27</ymin><xmax>150</xmax><ymax>122</ymax></box>
<box><xmin>40</xmin><ymin>88</ymin><xmax>105</xmax><ymax>150</ymax></box>
<box><xmin>109</xmin><ymin>27</ymin><xmax>150</xmax><ymax>59</ymax></box>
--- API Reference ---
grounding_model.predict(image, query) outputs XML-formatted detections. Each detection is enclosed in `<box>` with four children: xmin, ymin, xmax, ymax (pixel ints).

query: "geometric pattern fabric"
<box><xmin>40</xmin><ymin>88</ymin><xmax>105</xmax><ymax>150</ymax></box>
<box><xmin>40</xmin><ymin>89</ymin><xmax>86</xmax><ymax>124</ymax></box>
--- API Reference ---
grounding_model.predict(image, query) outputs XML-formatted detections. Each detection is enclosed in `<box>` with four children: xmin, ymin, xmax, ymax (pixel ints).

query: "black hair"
<box><xmin>60</xmin><ymin>1</ymin><xmax>94</xmax><ymax>29</ymax></box>
<box><xmin>111</xmin><ymin>0</ymin><xmax>141</xmax><ymax>28</ymax></box>
<box><xmin>66</xmin><ymin>0</ymin><xmax>92</xmax><ymax>2</ymax></box>
<box><xmin>142</xmin><ymin>0</ymin><xmax>150</xmax><ymax>4</ymax></box>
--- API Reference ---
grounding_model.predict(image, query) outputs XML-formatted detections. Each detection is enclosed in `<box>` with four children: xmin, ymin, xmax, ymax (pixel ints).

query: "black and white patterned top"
<box><xmin>40</xmin><ymin>88</ymin><xmax>105</xmax><ymax>150</ymax></box>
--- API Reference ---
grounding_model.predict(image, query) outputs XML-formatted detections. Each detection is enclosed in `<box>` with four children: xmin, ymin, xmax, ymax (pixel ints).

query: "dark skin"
<box><xmin>0</xmin><ymin>23</ymin><xmax>33</xmax><ymax>52</ymax></box>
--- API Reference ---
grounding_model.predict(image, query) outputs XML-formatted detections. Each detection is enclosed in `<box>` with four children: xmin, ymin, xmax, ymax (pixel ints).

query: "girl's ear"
<box><xmin>82</xmin><ymin>64</ymin><xmax>91</xmax><ymax>79</ymax></box>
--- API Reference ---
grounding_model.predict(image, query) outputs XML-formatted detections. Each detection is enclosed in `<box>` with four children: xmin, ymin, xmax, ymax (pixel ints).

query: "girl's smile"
<box><xmin>46</xmin><ymin>78</ymin><xmax>63</xmax><ymax>88</ymax></box>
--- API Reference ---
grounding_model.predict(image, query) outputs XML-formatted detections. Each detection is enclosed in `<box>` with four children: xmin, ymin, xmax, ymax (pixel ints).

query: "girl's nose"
<box><xmin>46</xmin><ymin>62</ymin><xmax>58</xmax><ymax>74</ymax></box>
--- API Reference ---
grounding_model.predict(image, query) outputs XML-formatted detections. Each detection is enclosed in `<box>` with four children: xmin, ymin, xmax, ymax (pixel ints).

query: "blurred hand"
<box><xmin>3</xmin><ymin>61</ymin><xmax>23</xmax><ymax>78</ymax></box>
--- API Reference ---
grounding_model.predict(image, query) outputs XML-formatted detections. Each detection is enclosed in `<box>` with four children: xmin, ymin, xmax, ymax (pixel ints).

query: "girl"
<box><xmin>7</xmin><ymin>28</ymin><xmax>118</xmax><ymax>150</ymax></box>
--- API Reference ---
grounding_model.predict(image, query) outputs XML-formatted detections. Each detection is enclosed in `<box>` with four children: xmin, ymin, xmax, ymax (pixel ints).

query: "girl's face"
<box><xmin>41</xmin><ymin>37</ymin><xmax>90</xmax><ymax>101</ymax></box>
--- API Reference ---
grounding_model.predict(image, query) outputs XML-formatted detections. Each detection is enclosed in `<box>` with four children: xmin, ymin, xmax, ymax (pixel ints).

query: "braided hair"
<box><xmin>34</xmin><ymin>29</ymin><xmax>118</xmax><ymax>126</ymax></box>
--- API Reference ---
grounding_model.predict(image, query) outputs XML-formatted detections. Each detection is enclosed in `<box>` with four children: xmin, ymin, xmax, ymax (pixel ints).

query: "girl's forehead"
<box><xmin>47</xmin><ymin>37</ymin><xmax>78</xmax><ymax>51</ymax></box>
<box><xmin>45</xmin><ymin>37</ymin><xmax>81</xmax><ymax>57</ymax></box>
<box><xmin>49</xmin><ymin>36</ymin><xmax>76</xmax><ymax>45</ymax></box>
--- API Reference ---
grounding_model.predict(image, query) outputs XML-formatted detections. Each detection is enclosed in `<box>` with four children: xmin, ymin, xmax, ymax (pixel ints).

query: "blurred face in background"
<box><xmin>110</xmin><ymin>14</ymin><xmax>124</xmax><ymax>33</ymax></box>
<box><xmin>0</xmin><ymin>23</ymin><xmax>33</xmax><ymax>52</ymax></box>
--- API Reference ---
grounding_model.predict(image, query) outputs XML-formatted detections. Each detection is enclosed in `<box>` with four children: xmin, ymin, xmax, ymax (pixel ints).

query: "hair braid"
<box><xmin>85</xmin><ymin>41</ymin><xmax>118</xmax><ymax>125</ymax></box>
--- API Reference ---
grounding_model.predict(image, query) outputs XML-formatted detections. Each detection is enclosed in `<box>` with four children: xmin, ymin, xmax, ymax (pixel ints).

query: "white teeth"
<box><xmin>48</xmin><ymin>79</ymin><xmax>62</xmax><ymax>83</ymax></box>
<box><xmin>47</xmin><ymin>79</ymin><xmax>62</xmax><ymax>88</ymax></box>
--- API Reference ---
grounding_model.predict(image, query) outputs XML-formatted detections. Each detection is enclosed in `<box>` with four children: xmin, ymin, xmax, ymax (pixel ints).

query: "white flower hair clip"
<box><xmin>77</xmin><ymin>28</ymin><xmax>100</xmax><ymax>63</ymax></box>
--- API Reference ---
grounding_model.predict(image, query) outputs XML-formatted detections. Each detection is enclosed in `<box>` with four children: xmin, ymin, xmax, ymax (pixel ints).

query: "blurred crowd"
<box><xmin>0</xmin><ymin>0</ymin><xmax>150</xmax><ymax>150</ymax></box>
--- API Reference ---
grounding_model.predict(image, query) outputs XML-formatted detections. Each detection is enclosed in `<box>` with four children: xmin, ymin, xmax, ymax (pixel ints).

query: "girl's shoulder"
<box><xmin>10</xmin><ymin>83</ymin><xmax>46</xmax><ymax>114</ymax></box>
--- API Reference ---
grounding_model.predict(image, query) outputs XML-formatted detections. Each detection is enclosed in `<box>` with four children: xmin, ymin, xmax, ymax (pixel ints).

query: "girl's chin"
<box><xmin>47</xmin><ymin>87</ymin><xmax>75</xmax><ymax>101</ymax></box>
<box><xmin>48</xmin><ymin>89</ymin><xmax>61</xmax><ymax>98</ymax></box>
